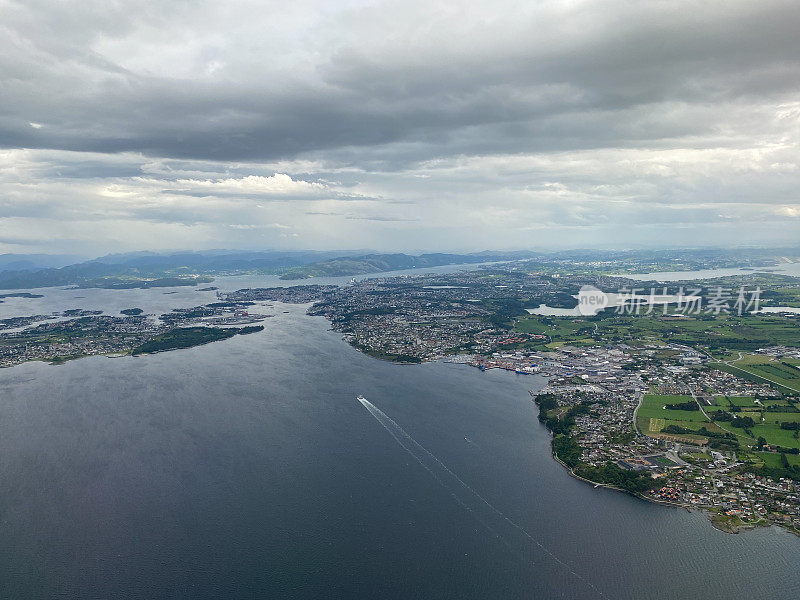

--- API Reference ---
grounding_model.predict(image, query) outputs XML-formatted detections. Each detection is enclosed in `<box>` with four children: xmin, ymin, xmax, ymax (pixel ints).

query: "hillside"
<box><xmin>0</xmin><ymin>250</ymin><xmax>362</xmax><ymax>290</ymax></box>
<box><xmin>278</xmin><ymin>252</ymin><xmax>535</xmax><ymax>279</ymax></box>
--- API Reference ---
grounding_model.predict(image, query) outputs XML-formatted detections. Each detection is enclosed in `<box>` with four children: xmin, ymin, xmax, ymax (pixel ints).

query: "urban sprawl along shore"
<box><xmin>2</xmin><ymin>266</ymin><xmax>800</xmax><ymax>534</ymax></box>
<box><xmin>224</xmin><ymin>268</ymin><xmax>800</xmax><ymax>535</ymax></box>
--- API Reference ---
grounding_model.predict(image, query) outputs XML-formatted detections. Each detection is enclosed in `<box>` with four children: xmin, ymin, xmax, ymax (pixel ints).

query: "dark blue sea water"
<box><xmin>1</xmin><ymin>282</ymin><xmax>800</xmax><ymax>599</ymax></box>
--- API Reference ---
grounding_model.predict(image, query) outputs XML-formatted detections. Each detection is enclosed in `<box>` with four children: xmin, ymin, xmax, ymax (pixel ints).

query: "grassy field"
<box><xmin>749</xmin><ymin>420</ymin><xmax>800</xmax><ymax>448</ymax></box>
<box><xmin>757</xmin><ymin>452</ymin><xmax>800</xmax><ymax>468</ymax></box>
<box><xmin>636</xmin><ymin>394</ymin><xmax>714</xmax><ymax>442</ymax></box>
<box><xmin>762</xmin><ymin>412</ymin><xmax>800</xmax><ymax>423</ymax></box>
<box><xmin>513</xmin><ymin>312</ymin><xmax>800</xmax><ymax>355</ymax></box>
<box><xmin>761</xmin><ymin>286</ymin><xmax>800</xmax><ymax>308</ymax></box>
<box><xmin>710</xmin><ymin>353</ymin><xmax>800</xmax><ymax>394</ymax></box>
<box><xmin>705</xmin><ymin>412</ymin><xmax>800</xmax><ymax>450</ymax></box>
<box><xmin>637</xmin><ymin>395</ymin><xmax>709</xmax><ymax>422</ymax></box>
<box><xmin>764</xmin><ymin>401</ymin><xmax>795</xmax><ymax>410</ymax></box>
<box><xmin>724</xmin><ymin>396</ymin><xmax>760</xmax><ymax>407</ymax></box>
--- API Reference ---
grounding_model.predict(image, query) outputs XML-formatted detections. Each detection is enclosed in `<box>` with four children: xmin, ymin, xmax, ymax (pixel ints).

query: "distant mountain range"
<box><xmin>0</xmin><ymin>250</ymin><xmax>535</xmax><ymax>289</ymax></box>
<box><xmin>0</xmin><ymin>250</ymin><xmax>364</xmax><ymax>289</ymax></box>
<box><xmin>0</xmin><ymin>254</ymin><xmax>87</xmax><ymax>273</ymax></box>
<box><xmin>0</xmin><ymin>247</ymin><xmax>796</xmax><ymax>290</ymax></box>
<box><xmin>277</xmin><ymin>252</ymin><xmax>537</xmax><ymax>279</ymax></box>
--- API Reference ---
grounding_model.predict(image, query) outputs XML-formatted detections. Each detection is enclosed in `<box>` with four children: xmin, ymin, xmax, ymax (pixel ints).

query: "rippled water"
<box><xmin>0</xmin><ymin>278</ymin><xmax>799</xmax><ymax>599</ymax></box>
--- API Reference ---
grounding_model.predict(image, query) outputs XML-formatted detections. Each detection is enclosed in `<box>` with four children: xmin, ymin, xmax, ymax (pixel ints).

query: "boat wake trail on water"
<box><xmin>357</xmin><ymin>396</ymin><xmax>608</xmax><ymax>599</ymax></box>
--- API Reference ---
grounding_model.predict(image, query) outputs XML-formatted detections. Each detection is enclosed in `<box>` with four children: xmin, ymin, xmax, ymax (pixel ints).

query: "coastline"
<box><xmin>335</xmin><ymin>331</ymin><xmax>800</xmax><ymax>539</ymax></box>
<box><xmin>530</xmin><ymin>389</ymin><xmax>796</xmax><ymax>537</ymax></box>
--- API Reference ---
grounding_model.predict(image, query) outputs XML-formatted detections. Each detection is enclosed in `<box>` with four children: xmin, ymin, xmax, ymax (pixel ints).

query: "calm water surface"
<box><xmin>0</xmin><ymin>279</ymin><xmax>799</xmax><ymax>599</ymax></box>
<box><xmin>629</xmin><ymin>262</ymin><xmax>800</xmax><ymax>281</ymax></box>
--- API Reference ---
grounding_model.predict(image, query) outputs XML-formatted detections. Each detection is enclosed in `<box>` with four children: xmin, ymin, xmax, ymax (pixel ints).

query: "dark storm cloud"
<box><xmin>2</xmin><ymin>0</ymin><xmax>799</xmax><ymax>165</ymax></box>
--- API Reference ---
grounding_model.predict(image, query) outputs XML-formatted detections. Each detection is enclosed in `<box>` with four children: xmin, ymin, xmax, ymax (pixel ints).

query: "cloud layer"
<box><xmin>1</xmin><ymin>0</ymin><xmax>799</xmax><ymax>254</ymax></box>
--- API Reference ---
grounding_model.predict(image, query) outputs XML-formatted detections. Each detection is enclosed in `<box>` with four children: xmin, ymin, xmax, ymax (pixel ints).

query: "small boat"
<box><xmin>357</xmin><ymin>395</ymin><xmax>366</xmax><ymax>401</ymax></box>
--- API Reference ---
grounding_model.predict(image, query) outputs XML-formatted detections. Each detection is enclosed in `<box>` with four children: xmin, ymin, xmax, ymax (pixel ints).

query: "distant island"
<box><xmin>277</xmin><ymin>252</ymin><xmax>530</xmax><ymax>279</ymax></box>
<box><xmin>131</xmin><ymin>326</ymin><xmax>263</xmax><ymax>355</ymax></box>
<box><xmin>0</xmin><ymin>292</ymin><xmax>44</xmax><ymax>299</ymax></box>
<box><xmin>280</xmin><ymin>247</ymin><xmax>799</xmax><ymax>280</ymax></box>
<box><xmin>120</xmin><ymin>308</ymin><xmax>144</xmax><ymax>315</ymax></box>
<box><xmin>0</xmin><ymin>250</ymin><xmax>365</xmax><ymax>289</ymax></box>
<box><xmin>72</xmin><ymin>276</ymin><xmax>214</xmax><ymax>289</ymax></box>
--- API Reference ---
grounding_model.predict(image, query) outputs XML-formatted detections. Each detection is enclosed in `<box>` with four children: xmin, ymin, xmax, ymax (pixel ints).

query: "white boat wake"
<box><xmin>357</xmin><ymin>395</ymin><xmax>608</xmax><ymax>599</ymax></box>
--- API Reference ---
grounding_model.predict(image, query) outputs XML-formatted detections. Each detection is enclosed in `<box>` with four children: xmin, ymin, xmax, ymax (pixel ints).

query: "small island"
<box><xmin>131</xmin><ymin>326</ymin><xmax>263</xmax><ymax>355</ymax></box>
<box><xmin>0</xmin><ymin>292</ymin><xmax>45</xmax><ymax>299</ymax></box>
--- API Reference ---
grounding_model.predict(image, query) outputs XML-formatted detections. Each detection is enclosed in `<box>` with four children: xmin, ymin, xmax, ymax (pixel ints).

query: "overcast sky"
<box><xmin>1</xmin><ymin>0</ymin><xmax>799</xmax><ymax>256</ymax></box>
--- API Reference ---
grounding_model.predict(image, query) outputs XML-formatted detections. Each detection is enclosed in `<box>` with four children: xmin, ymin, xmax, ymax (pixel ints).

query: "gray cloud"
<box><xmin>3</xmin><ymin>1</ymin><xmax>798</xmax><ymax>162</ymax></box>
<box><xmin>0</xmin><ymin>1</ymin><xmax>799</xmax><ymax>253</ymax></box>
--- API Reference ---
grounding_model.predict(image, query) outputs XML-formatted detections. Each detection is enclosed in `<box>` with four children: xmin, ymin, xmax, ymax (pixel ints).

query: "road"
<box><xmin>632</xmin><ymin>390</ymin><xmax>644</xmax><ymax>434</ymax></box>
<box><xmin>683</xmin><ymin>382</ymin><xmax>712</xmax><ymax>420</ymax></box>
<box><xmin>683</xmin><ymin>381</ymin><xmax>751</xmax><ymax>443</ymax></box>
<box><xmin>718</xmin><ymin>353</ymin><xmax>799</xmax><ymax>393</ymax></box>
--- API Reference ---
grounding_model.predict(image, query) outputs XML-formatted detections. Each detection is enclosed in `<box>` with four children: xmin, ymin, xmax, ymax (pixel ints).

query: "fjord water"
<box><xmin>1</xmin><ymin>301</ymin><xmax>800</xmax><ymax>598</ymax></box>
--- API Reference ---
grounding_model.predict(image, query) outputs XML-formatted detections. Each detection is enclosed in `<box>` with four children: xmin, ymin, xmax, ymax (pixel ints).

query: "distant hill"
<box><xmin>3</xmin><ymin>247</ymin><xmax>794</xmax><ymax>289</ymax></box>
<box><xmin>0</xmin><ymin>254</ymin><xmax>87</xmax><ymax>273</ymax></box>
<box><xmin>0</xmin><ymin>250</ymin><xmax>364</xmax><ymax>290</ymax></box>
<box><xmin>278</xmin><ymin>252</ymin><xmax>537</xmax><ymax>279</ymax></box>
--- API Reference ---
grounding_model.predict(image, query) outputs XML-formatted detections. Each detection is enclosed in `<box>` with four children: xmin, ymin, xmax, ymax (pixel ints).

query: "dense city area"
<box><xmin>222</xmin><ymin>271</ymin><xmax>632</xmax><ymax>361</ymax></box>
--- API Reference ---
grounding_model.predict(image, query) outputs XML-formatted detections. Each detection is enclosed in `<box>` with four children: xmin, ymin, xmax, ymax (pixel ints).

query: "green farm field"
<box><xmin>636</xmin><ymin>394</ymin><xmax>716</xmax><ymax>442</ymax></box>
<box><xmin>637</xmin><ymin>395</ymin><xmax>708</xmax><ymax>422</ymax></box>
<box><xmin>757</xmin><ymin>452</ymin><xmax>800</xmax><ymax>468</ymax></box>
<box><xmin>711</xmin><ymin>353</ymin><xmax>800</xmax><ymax>394</ymax></box>
<box><xmin>515</xmin><ymin>312</ymin><xmax>800</xmax><ymax>352</ymax></box>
